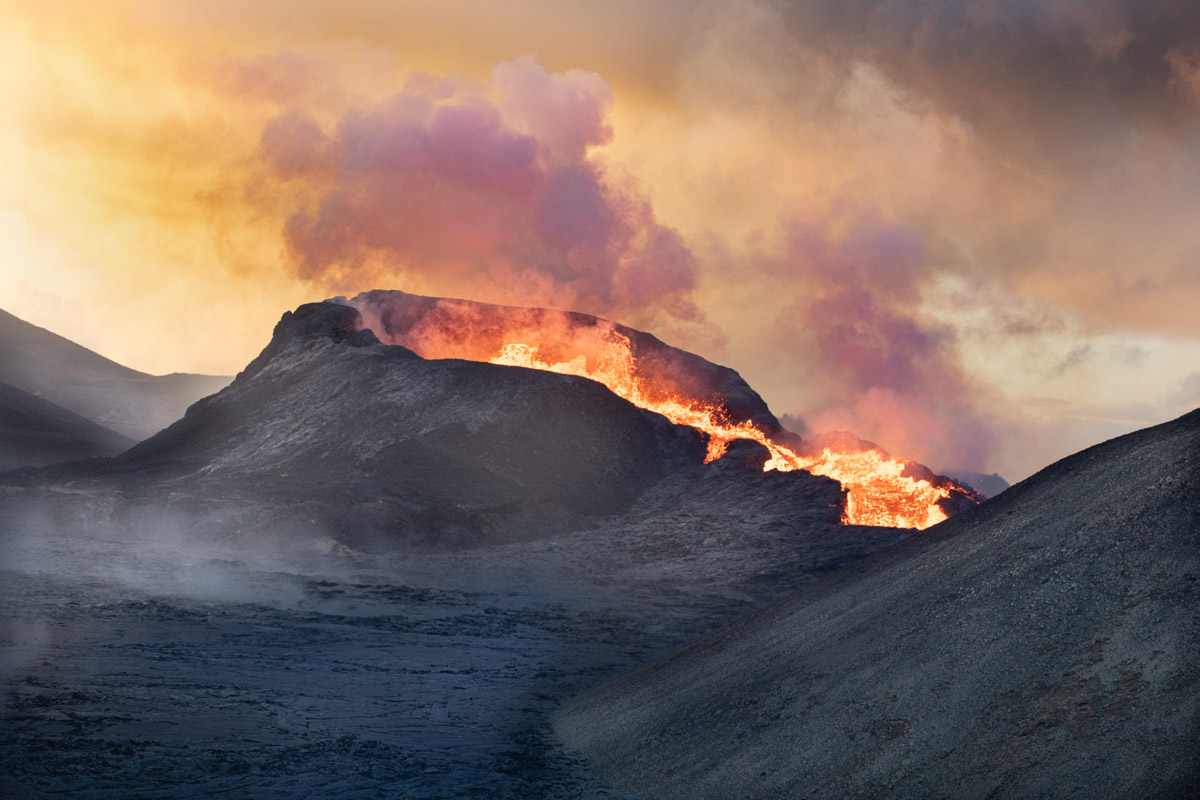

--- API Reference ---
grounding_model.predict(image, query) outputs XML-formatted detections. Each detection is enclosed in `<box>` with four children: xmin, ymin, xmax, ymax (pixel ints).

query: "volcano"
<box><xmin>6</xmin><ymin>301</ymin><xmax>851</xmax><ymax>551</ymax></box>
<box><xmin>3</xmin><ymin>299</ymin><xmax>1190</xmax><ymax>798</ymax></box>
<box><xmin>346</xmin><ymin>290</ymin><xmax>980</xmax><ymax>529</ymax></box>
<box><xmin>556</xmin><ymin>408</ymin><xmax>1200</xmax><ymax>799</ymax></box>
<box><xmin>0</xmin><ymin>302</ymin><xmax>881</xmax><ymax>797</ymax></box>
<box><xmin>5</xmin><ymin>293</ymin><xmax>976</xmax><ymax>546</ymax></box>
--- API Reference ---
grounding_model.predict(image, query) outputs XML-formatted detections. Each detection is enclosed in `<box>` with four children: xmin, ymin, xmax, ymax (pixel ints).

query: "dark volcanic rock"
<box><xmin>0</xmin><ymin>307</ymin><xmax>230</xmax><ymax>441</ymax></box>
<box><xmin>0</xmin><ymin>383</ymin><xmax>135</xmax><ymax>469</ymax></box>
<box><xmin>556</xmin><ymin>409</ymin><xmax>1200</xmax><ymax>800</ymax></box>
<box><xmin>24</xmin><ymin>302</ymin><xmax>715</xmax><ymax>550</ymax></box>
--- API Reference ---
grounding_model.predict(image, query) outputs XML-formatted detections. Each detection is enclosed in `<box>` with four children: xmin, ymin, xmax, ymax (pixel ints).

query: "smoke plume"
<box><xmin>768</xmin><ymin>210</ymin><xmax>997</xmax><ymax>471</ymax></box>
<box><xmin>256</xmin><ymin>57</ymin><xmax>702</xmax><ymax>331</ymax></box>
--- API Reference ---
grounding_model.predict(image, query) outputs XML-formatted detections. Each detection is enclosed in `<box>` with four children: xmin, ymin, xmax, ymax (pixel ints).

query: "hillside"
<box><xmin>0</xmin><ymin>308</ymin><xmax>230</xmax><ymax>441</ymax></box>
<box><xmin>557</xmin><ymin>409</ymin><xmax>1200</xmax><ymax>799</ymax></box>
<box><xmin>12</xmin><ymin>302</ymin><xmax>833</xmax><ymax>551</ymax></box>
<box><xmin>0</xmin><ymin>383</ymin><xmax>134</xmax><ymax>469</ymax></box>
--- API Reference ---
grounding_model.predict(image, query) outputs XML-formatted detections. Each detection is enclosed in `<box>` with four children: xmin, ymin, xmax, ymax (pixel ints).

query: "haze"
<box><xmin>2</xmin><ymin>0</ymin><xmax>1198</xmax><ymax>482</ymax></box>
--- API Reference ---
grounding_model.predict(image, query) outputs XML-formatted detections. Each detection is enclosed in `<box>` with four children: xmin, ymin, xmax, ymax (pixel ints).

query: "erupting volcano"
<box><xmin>347</xmin><ymin>290</ymin><xmax>980</xmax><ymax>529</ymax></box>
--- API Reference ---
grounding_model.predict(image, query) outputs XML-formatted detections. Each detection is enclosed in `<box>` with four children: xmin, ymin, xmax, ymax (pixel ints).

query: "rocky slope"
<box><xmin>557</xmin><ymin>408</ymin><xmax>1200</xmax><ymax>800</ymax></box>
<box><xmin>0</xmin><ymin>383</ymin><xmax>134</xmax><ymax>469</ymax></box>
<box><xmin>944</xmin><ymin>469</ymin><xmax>1010</xmax><ymax>499</ymax></box>
<box><xmin>0</xmin><ymin>308</ymin><xmax>230</xmax><ymax>441</ymax></box>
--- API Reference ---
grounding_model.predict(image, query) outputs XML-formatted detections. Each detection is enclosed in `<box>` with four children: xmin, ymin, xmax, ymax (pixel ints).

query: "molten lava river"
<box><xmin>488</xmin><ymin>331</ymin><xmax>972</xmax><ymax>530</ymax></box>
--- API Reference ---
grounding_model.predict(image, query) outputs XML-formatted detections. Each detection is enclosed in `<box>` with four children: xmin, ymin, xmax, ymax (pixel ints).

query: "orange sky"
<box><xmin>2</xmin><ymin>0</ymin><xmax>1198</xmax><ymax>481</ymax></box>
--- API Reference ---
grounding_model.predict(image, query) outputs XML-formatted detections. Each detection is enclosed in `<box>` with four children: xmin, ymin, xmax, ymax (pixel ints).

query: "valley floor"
<box><xmin>0</xmin><ymin>505</ymin><xmax>904</xmax><ymax>798</ymax></box>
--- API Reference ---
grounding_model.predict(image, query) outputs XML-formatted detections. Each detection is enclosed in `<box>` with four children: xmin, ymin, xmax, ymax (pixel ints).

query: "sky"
<box><xmin>1</xmin><ymin>0</ymin><xmax>1198</xmax><ymax>482</ymax></box>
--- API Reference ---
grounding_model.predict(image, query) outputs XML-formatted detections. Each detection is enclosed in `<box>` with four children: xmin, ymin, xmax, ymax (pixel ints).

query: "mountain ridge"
<box><xmin>0</xmin><ymin>382</ymin><xmax>135</xmax><ymax>469</ymax></box>
<box><xmin>0</xmin><ymin>307</ymin><xmax>231</xmax><ymax>441</ymax></box>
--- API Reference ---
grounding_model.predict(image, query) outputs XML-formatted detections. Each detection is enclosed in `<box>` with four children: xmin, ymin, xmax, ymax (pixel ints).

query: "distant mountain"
<box><xmin>0</xmin><ymin>308</ymin><xmax>230</xmax><ymax>441</ymax></box>
<box><xmin>557</xmin><ymin>408</ymin><xmax>1200</xmax><ymax>799</ymax></box>
<box><xmin>0</xmin><ymin>383</ymin><xmax>134</xmax><ymax>469</ymax></box>
<box><xmin>943</xmin><ymin>470</ymin><xmax>1010</xmax><ymax>499</ymax></box>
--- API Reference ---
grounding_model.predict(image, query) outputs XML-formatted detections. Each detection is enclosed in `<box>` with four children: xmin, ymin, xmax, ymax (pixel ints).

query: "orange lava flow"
<box><xmin>491</xmin><ymin>332</ymin><xmax>955</xmax><ymax>530</ymax></box>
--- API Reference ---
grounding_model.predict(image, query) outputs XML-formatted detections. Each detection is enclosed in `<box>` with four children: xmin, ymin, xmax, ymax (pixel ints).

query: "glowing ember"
<box><xmin>490</xmin><ymin>331</ymin><xmax>961</xmax><ymax>529</ymax></box>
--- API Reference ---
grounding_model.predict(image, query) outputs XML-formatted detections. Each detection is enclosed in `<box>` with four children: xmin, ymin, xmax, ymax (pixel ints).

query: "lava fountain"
<box><xmin>347</xmin><ymin>290</ymin><xmax>980</xmax><ymax>529</ymax></box>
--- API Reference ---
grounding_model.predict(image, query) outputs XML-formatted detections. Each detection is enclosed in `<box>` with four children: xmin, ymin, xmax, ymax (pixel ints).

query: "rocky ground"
<box><xmin>0</xmin><ymin>448</ymin><xmax>906</xmax><ymax>798</ymax></box>
<box><xmin>557</xmin><ymin>409</ymin><xmax>1200</xmax><ymax>800</ymax></box>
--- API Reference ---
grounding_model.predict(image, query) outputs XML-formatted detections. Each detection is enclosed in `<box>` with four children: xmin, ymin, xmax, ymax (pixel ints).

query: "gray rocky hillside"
<box><xmin>0</xmin><ymin>383</ymin><xmax>134</xmax><ymax>469</ymax></box>
<box><xmin>557</xmin><ymin>408</ymin><xmax>1200</xmax><ymax>800</ymax></box>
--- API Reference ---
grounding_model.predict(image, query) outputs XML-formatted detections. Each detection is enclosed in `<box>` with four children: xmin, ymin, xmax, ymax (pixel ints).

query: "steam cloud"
<box><xmin>770</xmin><ymin>211</ymin><xmax>997</xmax><ymax>471</ymax></box>
<box><xmin>257</xmin><ymin>57</ymin><xmax>702</xmax><ymax>329</ymax></box>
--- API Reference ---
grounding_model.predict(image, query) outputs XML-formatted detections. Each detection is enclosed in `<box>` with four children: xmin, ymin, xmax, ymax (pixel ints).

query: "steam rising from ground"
<box><xmin>0</xmin><ymin>507</ymin><xmax>317</xmax><ymax>612</ymax></box>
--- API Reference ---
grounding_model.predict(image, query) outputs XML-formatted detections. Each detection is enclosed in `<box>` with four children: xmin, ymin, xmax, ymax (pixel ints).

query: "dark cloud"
<box><xmin>771</xmin><ymin>0</ymin><xmax>1200</xmax><ymax>154</ymax></box>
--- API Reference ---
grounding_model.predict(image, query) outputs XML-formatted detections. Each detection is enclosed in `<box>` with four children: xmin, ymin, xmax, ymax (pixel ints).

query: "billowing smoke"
<box><xmin>256</xmin><ymin>57</ymin><xmax>702</xmax><ymax>331</ymax></box>
<box><xmin>769</xmin><ymin>210</ymin><xmax>997</xmax><ymax>472</ymax></box>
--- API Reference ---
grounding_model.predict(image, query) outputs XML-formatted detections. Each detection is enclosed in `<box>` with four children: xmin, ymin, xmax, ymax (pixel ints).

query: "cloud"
<box><xmin>1172</xmin><ymin>371</ymin><xmax>1200</xmax><ymax>406</ymax></box>
<box><xmin>211</xmin><ymin>49</ymin><xmax>325</xmax><ymax>105</ymax></box>
<box><xmin>1049</xmin><ymin>344</ymin><xmax>1095</xmax><ymax>378</ymax></box>
<box><xmin>766</xmin><ymin>0</ymin><xmax>1200</xmax><ymax>147</ymax></box>
<box><xmin>4</xmin><ymin>0</ymin><xmax>1197</xmax><ymax>481</ymax></box>
<box><xmin>761</xmin><ymin>209</ymin><xmax>998</xmax><ymax>471</ymax></box>
<box><xmin>259</xmin><ymin>109</ymin><xmax>336</xmax><ymax>178</ymax></box>
<box><xmin>255</xmin><ymin>57</ymin><xmax>702</xmax><ymax>328</ymax></box>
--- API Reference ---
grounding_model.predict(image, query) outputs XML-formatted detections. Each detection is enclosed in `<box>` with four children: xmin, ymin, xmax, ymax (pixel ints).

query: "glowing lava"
<box><xmin>491</xmin><ymin>331</ymin><xmax>961</xmax><ymax>529</ymax></box>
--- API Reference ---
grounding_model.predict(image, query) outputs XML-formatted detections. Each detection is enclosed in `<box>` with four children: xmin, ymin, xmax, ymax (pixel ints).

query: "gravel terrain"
<box><xmin>557</xmin><ymin>409</ymin><xmax>1200</xmax><ymax>799</ymax></box>
<box><xmin>0</xmin><ymin>482</ymin><xmax>904</xmax><ymax>798</ymax></box>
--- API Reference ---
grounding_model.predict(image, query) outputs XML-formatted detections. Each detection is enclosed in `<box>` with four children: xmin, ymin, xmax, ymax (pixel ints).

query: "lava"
<box><xmin>347</xmin><ymin>290</ymin><xmax>978</xmax><ymax>530</ymax></box>
<box><xmin>491</xmin><ymin>331</ymin><xmax>966</xmax><ymax>529</ymax></box>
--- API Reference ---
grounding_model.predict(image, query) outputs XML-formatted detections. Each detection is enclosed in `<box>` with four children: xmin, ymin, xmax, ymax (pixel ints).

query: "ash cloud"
<box><xmin>255</xmin><ymin>57</ymin><xmax>703</xmax><ymax>330</ymax></box>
